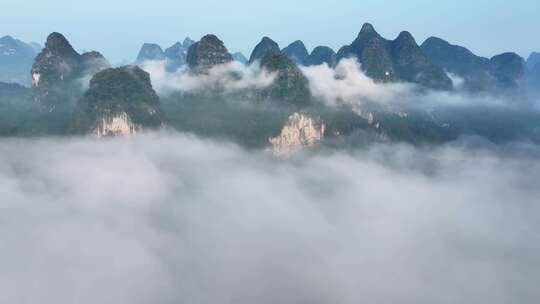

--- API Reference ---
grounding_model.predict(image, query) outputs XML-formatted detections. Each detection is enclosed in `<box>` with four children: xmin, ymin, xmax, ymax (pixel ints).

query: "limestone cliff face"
<box><xmin>269</xmin><ymin>113</ymin><xmax>325</xmax><ymax>155</ymax></box>
<box><xmin>91</xmin><ymin>112</ymin><xmax>142</xmax><ymax>137</ymax></box>
<box><xmin>305</xmin><ymin>46</ymin><xmax>336</xmax><ymax>67</ymax></box>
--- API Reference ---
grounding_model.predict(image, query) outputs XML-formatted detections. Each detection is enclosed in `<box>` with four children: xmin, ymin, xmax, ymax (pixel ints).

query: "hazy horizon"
<box><xmin>2</xmin><ymin>0</ymin><xmax>539</xmax><ymax>63</ymax></box>
<box><xmin>2</xmin><ymin>3</ymin><xmax>540</xmax><ymax>303</ymax></box>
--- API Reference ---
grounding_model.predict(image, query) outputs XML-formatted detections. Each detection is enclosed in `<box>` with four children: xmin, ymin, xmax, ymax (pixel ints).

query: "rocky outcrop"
<box><xmin>282</xmin><ymin>40</ymin><xmax>309</xmax><ymax>65</ymax></box>
<box><xmin>31</xmin><ymin>32</ymin><xmax>110</xmax><ymax>111</ymax></box>
<box><xmin>269</xmin><ymin>112</ymin><xmax>325</xmax><ymax>155</ymax></box>
<box><xmin>336</xmin><ymin>23</ymin><xmax>452</xmax><ymax>90</ymax></box>
<box><xmin>305</xmin><ymin>46</ymin><xmax>336</xmax><ymax>66</ymax></box>
<box><xmin>260</xmin><ymin>51</ymin><xmax>311</xmax><ymax>105</ymax></box>
<box><xmin>186</xmin><ymin>35</ymin><xmax>233</xmax><ymax>74</ymax></box>
<box><xmin>249</xmin><ymin>37</ymin><xmax>280</xmax><ymax>64</ymax></box>
<box><xmin>70</xmin><ymin>66</ymin><xmax>163</xmax><ymax>136</ymax></box>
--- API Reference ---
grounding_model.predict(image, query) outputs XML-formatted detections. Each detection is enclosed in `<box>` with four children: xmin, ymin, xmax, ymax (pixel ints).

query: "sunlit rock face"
<box><xmin>31</xmin><ymin>72</ymin><xmax>41</xmax><ymax>87</ymax></box>
<box><xmin>270</xmin><ymin>112</ymin><xmax>325</xmax><ymax>155</ymax></box>
<box><xmin>92</xmin><ymin>112</ymin><xmax>142</xmax><ymax>138</ymax></box>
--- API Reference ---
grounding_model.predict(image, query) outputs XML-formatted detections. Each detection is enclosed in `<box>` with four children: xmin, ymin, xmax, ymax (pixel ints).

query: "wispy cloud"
<box><xmin>301</xmin><ymin>59</ymin><xmax>412</xmax><ymax>106</ymax></box>
<box><xmin>301</xmin><ymin>59</ymin><xmax>514</xmax><ymax>110</ymax></box>
<box><xmin>140</xmin><ymin>60</ymin><xmax>276</xmax><ymax>95</ymax></box>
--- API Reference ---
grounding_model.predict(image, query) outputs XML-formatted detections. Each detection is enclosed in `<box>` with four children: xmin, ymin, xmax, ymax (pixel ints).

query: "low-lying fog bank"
<box><xmin>0</xmin><ymin>132</ymin><xmax>539</xmax><ymax>304</ymax></box>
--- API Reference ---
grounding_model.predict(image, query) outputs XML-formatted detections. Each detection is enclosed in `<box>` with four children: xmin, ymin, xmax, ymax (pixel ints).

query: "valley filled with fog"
<box><xmin>1</xmin><ymin>13</ymin><xmax>540</xmax><ymax>304</ymax></box>
<box><xmin>0</xmin><ymin>133</ymin><xmax>539</xmax><ymax>304</ymax></box>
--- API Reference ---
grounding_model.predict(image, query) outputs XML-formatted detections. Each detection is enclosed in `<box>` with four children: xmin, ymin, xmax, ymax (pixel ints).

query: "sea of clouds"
<box><xmin>0</xmin><ymin>132</ymin><xmax>539</xmax><ymax>304</ymax></box>
<box><xmin>138</xmin><ymin>58</ymin><xmax>535</xmax><ymax>113</ymax></box>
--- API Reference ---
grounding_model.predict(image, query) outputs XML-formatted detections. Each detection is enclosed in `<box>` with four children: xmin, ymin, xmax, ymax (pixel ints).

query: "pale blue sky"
<box><xmin>2</xmin><ymin>0</ymin><xmax>539</xmax><ymax>63</ymax></box>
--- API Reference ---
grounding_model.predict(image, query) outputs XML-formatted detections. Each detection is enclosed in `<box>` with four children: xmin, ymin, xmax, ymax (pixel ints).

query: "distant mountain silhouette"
<box><xmin>305</xmin><ymin>46</ymin><xmax>336</xmax><ymax>66</ymax></box>
<box><xmin>163</xmin><ymin>38</ymin><xmax>194</xmax><ymax>71</ymax></box>
<box><xmin>282</xmin><ymin>40</ymin><xmax>309</xmax><ymax>65</ymax></box>
<box><xmin>249</xmin><ymin>37</ymin><xmax>280</xmax><ymax>64</ymax></box>
<box><xmin>489</xmin><ymin>52</ymin><xmax>526</xmax><ymax>90</ymax></box>
<box><xmin>337</xmin><ymin>23</ymin><xmax>452</xmax><ymax>90</ymax></box>
<box><xmin>136</xmin><ymin>43</ymin><xmax>165</xmax><ymax>62</ymax></box>
<box><xmin>135</xmin><ymin>38</ymin><xmax>194</xmax><ymax>72</ymax></box>
<box><xmin>0</xmin><ymin>35</ymin><xmax>41</xmax><ymax>85</ymax></box>
<box><xmin>232</xmin><ymin>52</ymin><xmax>248</xmax><ymax>64</ymax></box>
<box><xmin>422</xmin><ymin>37</ymin><xmax>526</xmax><ymax>92</ymax></box>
